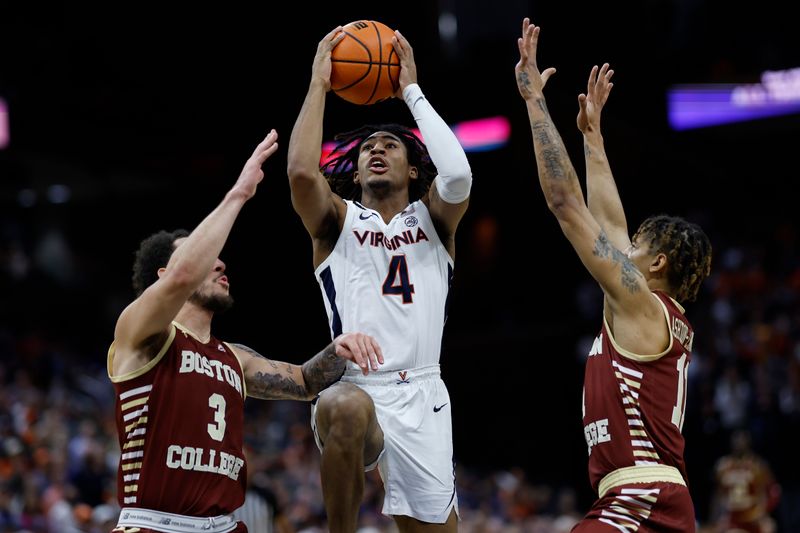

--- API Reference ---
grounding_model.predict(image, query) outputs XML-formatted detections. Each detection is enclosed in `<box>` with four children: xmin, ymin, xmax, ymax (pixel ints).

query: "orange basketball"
<box><xmin>330</xmin><ymin>20</ymin><xmax>400</xmax><ymax>105</ymax></box>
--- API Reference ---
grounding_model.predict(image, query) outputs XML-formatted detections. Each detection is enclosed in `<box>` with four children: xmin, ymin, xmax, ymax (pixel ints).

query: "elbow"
<box><xmin>435</xmin><ymin>169</ymin><xmax>473</xmax><ymax>204</ymax></box>
<box><xmin>546</xmin><ymin>191</ymin><xmax>570</xmax><ymax>218</ymax></box>
<box><xmin>160</xmin><ymin>265</ymin><xmax>197</xmax><ymax>293</ymax></box>
<box><xmin>546</xmin><ymin>191</ymin><xmax>580</xmax><ymax>224</ymax></box>
<box><xmin>287</xmin><ymin>161</ymin><xmax>319</xmax><ymax>188</ymax></box>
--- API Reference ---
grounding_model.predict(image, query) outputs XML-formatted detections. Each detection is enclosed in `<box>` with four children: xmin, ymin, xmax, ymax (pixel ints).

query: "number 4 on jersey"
<box><xmin>383</xmin><ymin>255</ymin><xmax>415</xmax><ymax>303</ymax></box>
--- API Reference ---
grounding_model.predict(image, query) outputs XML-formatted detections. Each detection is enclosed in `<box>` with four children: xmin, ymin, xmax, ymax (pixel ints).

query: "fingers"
<box><xmin>336</xmin><ymin>333</ymin><xmax>382</xmax><ymax>375</ymax></box>
<box><xmin>252</xmin><ymin>129</ymin><xmax>279</xmax><ymax>162</ymax></box>
<box><xmin>393</xmin><ymin>29</ymin><xmax>410</xmax><ymax>51</ymax></box>
<box><xmin>363</xmin><ymin>334</ymin><xmax>383</xmax><ymax>369</ymax></box>
<box><xmin>587</xmin><ymin>65</ymin><xmax>598</xmax><ymax>94</ymax></box>
<box><xmin>354</xmin><ymin>333</ymin><xmax>381</xmax><ymax>374</ymax></box>
<box><xmin>337</xmin><ymin>335</ymin><xmax>368</xmax><ymax>374</ymax></box>
<box><xmin>325</xmin><ymin>26</ymin><xmax>343</xmax><ymax>41</ymax></box>
<box><xmin>541</xmin><ymin>67</ymin><xmax>557</xmax><ymax>87</ymax></box>
<box><xmin>331</xmin><ymin>31</ymin><xmax>346</xmax><ymax>48</ymax></box>
<box><xmin>516</xmin><ymin>37</ymin><xmax>527</xmax><ymax>64</ymax></box>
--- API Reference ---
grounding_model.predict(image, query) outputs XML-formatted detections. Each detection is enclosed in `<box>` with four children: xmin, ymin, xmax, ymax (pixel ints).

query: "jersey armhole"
<box><xmin>602</xmin><ymin>293</ymin><xmax>673</xmax><ymax>363</ymax></box>
<box><xmin>108</xmin><ymin>325</ymin><xmax>176</xmax><ymax>383</ymax></box>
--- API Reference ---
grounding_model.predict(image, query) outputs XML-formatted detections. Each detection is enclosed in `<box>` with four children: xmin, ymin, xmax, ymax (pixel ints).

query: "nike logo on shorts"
<box><xmin>433</xmin><ymin>403</ymin><xmax>448</xmax><ymax>413</ymax></box>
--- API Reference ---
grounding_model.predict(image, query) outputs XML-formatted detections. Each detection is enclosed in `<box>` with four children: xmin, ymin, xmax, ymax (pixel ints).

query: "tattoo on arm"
<box><xmin>532</xmin><ymin>121</ymin><xmax>576</xmax><ymax>184</ymax></box>
<box><xmin>231</xmin><ymin>343</ymin><xmax>307</xmax><ymax>400</ymax></box>
<box><xmin>592</xmin><ymin>231</ymin><xmax>642</xmax><ymax>293</ymax></box>
<box><xmin>301</xmin><ymin>342</ymin><xmax>346</xmax><ymax>396</ymax></box>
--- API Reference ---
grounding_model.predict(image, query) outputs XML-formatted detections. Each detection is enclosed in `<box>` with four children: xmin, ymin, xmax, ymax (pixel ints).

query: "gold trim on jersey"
<box><xmin>224</xmin><ymin>342</ymin><xmax>248</xmax><ymax>399</ymax></box>
<box><xmin>598</xmin><ymin>464</ymin><xmax>685</xmax><ymax>498</ymax></box>
<box><xmin>173</xmin><ymin>320</ymin><xmax>210</xmax><ymax>344</ymax></box>
<box><xmin>602</xmin><ymin>293</ymin><xmax>674</xmax><ymax>362</ymax></box>
<box><xmin>107</xmin><ymin>326</ymin><xmax>177</xmax><ymax>383</ymax></box>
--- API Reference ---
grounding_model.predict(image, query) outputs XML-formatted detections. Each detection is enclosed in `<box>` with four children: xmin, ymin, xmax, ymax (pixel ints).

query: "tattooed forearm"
<box><xmin>541</xmin><ymin>147</ymin><xmax>567</xmax><ymax>180</ymax></box>
<box><xmin>531</xmin><ymin>121</ymin><xmax>553</xmax><ymax>146</ymax></box>
<box><xmin>592</xmin><ymin>232</ymin><xmax>643</xmax><ymax>293</ymax></box>
<box><xmin>532</xmin><ymin>121</ymin><xmax>573</xmax><ymax>183</ymax></box>
<box><xmin>301</xmin><ymin>342</ymin><xmax>346</xmax><ymax>396</ymax></box>
<box><xmin>231</xmin><ymin>343</ymin><xmax>308</xmax><ymax>400</ymax></box>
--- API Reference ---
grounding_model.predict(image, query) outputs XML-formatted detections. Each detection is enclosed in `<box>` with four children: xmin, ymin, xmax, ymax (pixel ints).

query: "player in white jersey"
<box><xmin>287</xmin><ymin>26</ymin><xmax>472</xmax><ymax>533</ymax></box>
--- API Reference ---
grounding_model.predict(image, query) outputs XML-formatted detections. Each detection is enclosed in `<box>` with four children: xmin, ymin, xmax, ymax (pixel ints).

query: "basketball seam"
<box><xmin>332</xmin><ymin>21</ymin><xmax>399</xmax><ymax>104</ymax></box>
<box><xmin>331</xmin><ymin>59</ymin><xmax>399</xmax><ymax>65</ymax></box>
<box><xmin>366</xmin><ymin>20</ymin><xmax>383</xmax><ymax>105</ymax></box>
<box><xmin>332</xmin><ymin>29</ymin><xmax>375</xmax><ymax>95</ymax></box>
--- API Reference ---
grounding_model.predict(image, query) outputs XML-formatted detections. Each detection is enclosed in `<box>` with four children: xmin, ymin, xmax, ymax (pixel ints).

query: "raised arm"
<box><xmin>113</xmin><ymin>131</ymin><xmax>279</xmax><ymax>375</ymax></box>
<box><xmin>577</xmin><ymin>63</ymin><xmax>630</xmax><ymax>250</ymax></box>
<box><xmin>231</xmin><ymin>332</ymin><xmax>384</xmax><ymax>400</ymax></box>
<box><xmin>392</xmin><ymin>30</ymin><xmax>472</xmax><ymax>249</ymax></box>
<box><xmin>286</xmin><ymin>26</ymin><xmax>347</xmax><ymax>257</ymax></box>
<box><xmin>515</xmin><ymin>19</ymin><xmax>663</xmax><ymax>349</ymax></box>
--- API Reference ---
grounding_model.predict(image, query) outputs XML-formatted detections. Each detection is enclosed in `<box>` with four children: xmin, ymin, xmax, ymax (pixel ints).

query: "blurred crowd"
<box><xmin>1</xmin><ymin>217</ymin><xmax>799</xmax><ymax>532</ymax></box>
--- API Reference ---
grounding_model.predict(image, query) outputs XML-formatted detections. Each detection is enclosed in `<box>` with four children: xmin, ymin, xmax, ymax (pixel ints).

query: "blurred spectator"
<box><xmin>711</xmin><ymin>429</ymin><xmax>780</xmax><ymax>533</ymax></box>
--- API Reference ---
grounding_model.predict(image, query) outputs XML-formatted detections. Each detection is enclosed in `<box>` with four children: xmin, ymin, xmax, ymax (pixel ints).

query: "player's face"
<box><xmin>355</xmin><ymin>132</ymin><xmax>417</xmax><ymax>191</ymax></box>
<box><xmin>173</xmin><ymin>237</ymin><xmax>233</xmax><ymax>313</ymax></box>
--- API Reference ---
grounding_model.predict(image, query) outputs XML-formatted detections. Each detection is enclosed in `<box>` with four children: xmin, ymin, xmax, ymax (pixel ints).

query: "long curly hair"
<box><xmin>321</xmin><ymin>124</ymin><xmax>437</xmax><ymax>202</ymax></box>
<box><xmin>632</xmin><ymin>215</ymin><xmax>712</xmax><ymax>303</ymax></box>
<box><xmin>131</xmin><ymin>229</ymin><xmax>189</xmax><ymax>296</ymax></box>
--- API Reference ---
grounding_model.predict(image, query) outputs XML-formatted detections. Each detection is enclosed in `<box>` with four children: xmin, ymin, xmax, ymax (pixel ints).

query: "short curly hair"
<box><xmin>632</xmin><ymin>215</ymin><xmax>712</xmax><ymax>303</ymax></box>
<box><xmin>131</xmin><ymin>229</ymin><xmax>189</xmax><ymax>296</ymax></box>
<box><xmin>321</xmin><ymin>123</ymin><xmax>437</xmax><ymax>202</ymax></box>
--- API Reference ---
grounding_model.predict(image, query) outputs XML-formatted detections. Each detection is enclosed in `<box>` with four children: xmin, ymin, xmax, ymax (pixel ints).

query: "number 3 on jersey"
<box><xmin>383</xmin><ymin>255</ymin><xmax>415</xmax><ymax>303</ymax></box>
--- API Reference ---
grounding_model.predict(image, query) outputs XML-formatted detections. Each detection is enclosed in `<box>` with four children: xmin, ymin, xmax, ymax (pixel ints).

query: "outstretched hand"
<box><xmin>333</xmin><ymin>332</ymin><xmax>384</xmax><ymax>375</ymax></box>
<box><xmin>392</xmin><ymin>29</ymin><xmax>418</xmax><ymax>98</ymax></box>
<box><xmin>577</xmin><ymin>63</ymin><xmax>614</xmax><ymax>134</ymax></box>
<box><xmin>231</xmin><ymin>129</ymin><xmax>279</xmax><ymax>200</ymax></box>
<box><xmin>515</xmin><ymin>18</ymin><xmax>556</xmax><ymax>101</ymax></box>
<box><xmin>312</xmin><ymin>26</ymin><xmax>346</xmax><ymax>91</ymax></box>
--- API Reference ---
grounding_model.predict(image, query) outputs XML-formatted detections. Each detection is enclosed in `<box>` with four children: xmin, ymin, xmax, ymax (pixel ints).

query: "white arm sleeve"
<box><xmin>403</xmin><ymin>83</ymin><xmax>472</xmax><ymax>204</ymax></box>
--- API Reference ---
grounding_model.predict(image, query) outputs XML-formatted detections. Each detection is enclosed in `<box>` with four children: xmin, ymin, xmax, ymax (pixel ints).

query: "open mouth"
<box><xmin>368</xmin><ymin>157</ymin><xmax>388</xmax><ymax>174</ymax></box>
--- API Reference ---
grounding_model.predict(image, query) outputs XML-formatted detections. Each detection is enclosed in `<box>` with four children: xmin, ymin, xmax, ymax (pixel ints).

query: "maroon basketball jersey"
<box><xmin>582</xmin><ymin>291</ymin><xmax>693</xmax><ymax>492</ymax></box>
<box><xmin>108</xmin><ymin>323</ymin><xmax>247</xmax><ymax>515</ymax></box>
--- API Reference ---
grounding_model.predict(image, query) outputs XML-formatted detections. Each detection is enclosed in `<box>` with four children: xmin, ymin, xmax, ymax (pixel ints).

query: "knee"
<box><xmin>315</xmin><ymin>384</ymin><xmax>374</xmax><ymax>444</ymax></box>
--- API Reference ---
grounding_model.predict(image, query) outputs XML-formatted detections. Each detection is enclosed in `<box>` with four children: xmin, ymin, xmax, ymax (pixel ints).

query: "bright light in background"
<box><xmin>320</xmin><ymin>115</ymin><xmax>511</xmax><ymax>166</ymax></box>
<box><xmin>0</xmin><ymin>97</ymin><xmax>9</xmax><ymax>149</ymax></box>
<box><xmin>438</xmin><ymin>11</ymin><xmax>458</xmax><ymax>42</ymax></box>
<box><xmin>668</xmin><ymin>67</ymin><xmax>800</xmax><ymax>130</ymax></box>
<box><xmin>47</xmin><ymin>184</ymin><xmax>72</xmax><ymax>204</ymax></box>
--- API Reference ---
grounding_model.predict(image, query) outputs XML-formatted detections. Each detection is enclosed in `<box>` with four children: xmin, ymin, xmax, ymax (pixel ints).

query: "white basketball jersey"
<box><xmin>315</xmin><ymin>199</ymin><xmax>454</xmax><ymax>371</ymax></box>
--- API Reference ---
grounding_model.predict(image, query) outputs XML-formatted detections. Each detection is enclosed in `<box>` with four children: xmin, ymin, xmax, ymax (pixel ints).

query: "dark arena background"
<box><xmin>1</xmin><ymin>1</ymin><xmax>799</xmax><ymax>531</ymax></box>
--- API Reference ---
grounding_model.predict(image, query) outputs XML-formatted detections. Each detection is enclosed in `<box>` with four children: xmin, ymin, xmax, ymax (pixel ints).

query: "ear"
<box><xmin>353</xmin><ymin>170</ymin><xmax>360</xmax><ymax>184</ymax></box>
<box><xmin>157</xmin><ymin>267</ymin><xmax>167</xmax><ymax>278</ymax></box>
<box><xmin>649</xmin><ymin>253</ymin><xmax>668</xmax><ymax>275</ymax></box>
<box><xmin>409</xmin><ymin>166</ymin><xmax>418</xmax><ymax>181</ymax></box>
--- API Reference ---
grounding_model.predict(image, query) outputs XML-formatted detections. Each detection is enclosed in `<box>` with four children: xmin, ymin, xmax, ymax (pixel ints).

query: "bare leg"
<box><xmin>314</xmin><ymin>382</ymin><xmax>384</xmax><ymax>533</ymax></box>
<box><xmin>393</xmin><ymin>508</ymin><xmax>458</xmax><ymax>533</ymax></box>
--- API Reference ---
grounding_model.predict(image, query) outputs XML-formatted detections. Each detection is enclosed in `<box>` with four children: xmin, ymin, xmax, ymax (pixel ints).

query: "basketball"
<box><xmin>330</xmin><ymin>20</ymin><xmax>400</xmax><ymax>105</ymax></box>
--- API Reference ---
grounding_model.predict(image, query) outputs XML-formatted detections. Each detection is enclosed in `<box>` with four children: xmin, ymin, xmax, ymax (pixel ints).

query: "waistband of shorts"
<box><xmin>342</xmin><ymin>364</ymin><xmax>440</xmax><ymax>385</ymax></box>
<box><xmin>116</xmin><ymin>507</ymin><xmax>237</xmax><ymax>533</ymax></box>
<box><xmin>598</xmin><ymin>465</ymin><xmax>686</xmax><ymax>499</ymax></box>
